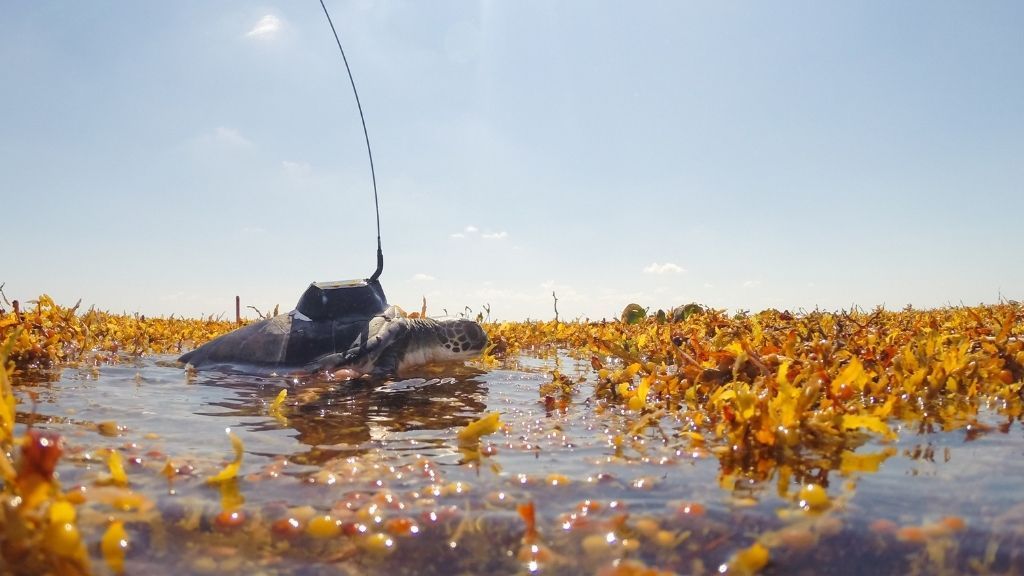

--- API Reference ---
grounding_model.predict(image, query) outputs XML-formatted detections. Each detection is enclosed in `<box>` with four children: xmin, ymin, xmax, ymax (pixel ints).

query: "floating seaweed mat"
<box><xmin>1</xmin><ymin>295</ymin><xmax>1023</xmax><ymax>574</ymax></box>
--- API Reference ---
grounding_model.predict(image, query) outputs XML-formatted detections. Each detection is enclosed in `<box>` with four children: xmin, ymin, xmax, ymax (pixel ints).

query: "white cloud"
<box><xmin>743</xmin><ymin>280</ymin><xmax>762</xmax><ymax>288</ymax></box>
<box><xmin>412</xmin><ymin>273</ymin><xmax>436</xmax><ymax>282</ymax></box>
<box><xmin>191</xmin><ymin>126</ymin><xmax>254</xmax><ymax>152</ymax></box>
<box><xmin>451</xmin><ymin>225</ymin><xmax>478</xmax><ymax>238</ymax></box>
<box><xmin>213</xmin><ymin>126</ymin><xmax>253</xmax><ymax>148</ymax></box>
<box><xmin>246</xmin><ymin>15</ymin><xmax>281</xmax><ymax>38</ymax></box>
<box><xmin>643</xmin><ymin>262</ymin><xmax>685</xmax><ymax>275</ymax></box>
<box><xmin>281</xmin><ymin>160</ymin><xmax>311</xmax><ymax>178</ymax></box>
<box><xmin>451</xmin><ymin>224</ymin><xmax>507</xmax><ymax>240</ymax></box>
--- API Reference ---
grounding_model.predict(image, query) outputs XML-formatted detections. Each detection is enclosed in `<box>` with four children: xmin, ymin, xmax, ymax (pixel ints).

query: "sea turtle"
<box><xmin>178</xmin><ymin>279</ymin><xmax>488</xmax><ymax>377</ymax></box>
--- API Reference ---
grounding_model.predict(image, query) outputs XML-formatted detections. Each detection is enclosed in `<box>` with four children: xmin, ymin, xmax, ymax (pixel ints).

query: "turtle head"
<box><xmin>437</xmin><ymin>319</ymin><xmax>488</xmax><ymax>359</ymax></box>
<box><xmin>393</xmin><ymin>318</ymin><xmax>489</xmax><ymax>374</ymax></box>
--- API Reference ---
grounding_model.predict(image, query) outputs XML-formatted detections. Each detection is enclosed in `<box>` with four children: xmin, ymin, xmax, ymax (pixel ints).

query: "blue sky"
<box><xmin>3</xmin><ymin>1</ymin><xmax>1022</xmax><ymax>321</ymax></box>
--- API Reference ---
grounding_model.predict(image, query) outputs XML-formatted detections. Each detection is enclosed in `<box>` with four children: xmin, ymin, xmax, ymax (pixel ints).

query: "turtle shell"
<box><xmin>179</xmin><ymin>279</ymin><xmax>389</xmax><ymax>369</ymax></box>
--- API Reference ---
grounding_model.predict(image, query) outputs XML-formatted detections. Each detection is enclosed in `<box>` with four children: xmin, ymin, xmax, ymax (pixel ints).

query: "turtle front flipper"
<box><xmin>309</xmin><ymin>312</ymin><xmax>410</xmax><ymax>377</ymax></box>
<box><xmin>366</xmin><ymin>345</ymin><xmax>402</xmax><ymax>378</ymax></box>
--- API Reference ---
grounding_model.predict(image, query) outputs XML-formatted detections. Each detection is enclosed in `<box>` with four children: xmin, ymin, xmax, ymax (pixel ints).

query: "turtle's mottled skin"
<box><xmin>178</xmin><ymin>280</ymin><xmax>487</xmax><ymax>376</ymax></box>
<box><xmin>180</xmin><ymin>306</ymin><xmax>487</xmax><ymax>376</ymax></box>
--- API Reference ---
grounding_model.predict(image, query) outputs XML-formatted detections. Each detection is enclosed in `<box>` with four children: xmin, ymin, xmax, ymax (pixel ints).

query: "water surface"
<box><xmin>11</xmin><ymin>353</ymin><xmax>1024</xmax><ymax>575</ymax></box>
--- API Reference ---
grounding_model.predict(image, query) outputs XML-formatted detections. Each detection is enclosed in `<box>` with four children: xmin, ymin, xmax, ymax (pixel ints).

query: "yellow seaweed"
<box><xmin>269</xmin><ymin>388</ymin><xmax>288</xmax><ymax>424</ymax></box>
<box><xmin>101</xmin><ymin>520</ymin><xmax>128</xmax><ymax>574</ymax></box>
<box><xmin>207</xmin><ymin>430</ymin><xmax>245</xmax><ymax>484</ymax></box>
<box><xmin>841</xmin><ymin>414</ymin><xmax>897</xmax><ymax>441</ymax></box>
<box><xmin>458</xmin><ymin>412</ymin><xmax>502</xmax><ymax>444</ymax></box>
<box><xmin>105</xmin><ymin>449</ymin><xmax>129</xmax><ymax>487</ymax></box>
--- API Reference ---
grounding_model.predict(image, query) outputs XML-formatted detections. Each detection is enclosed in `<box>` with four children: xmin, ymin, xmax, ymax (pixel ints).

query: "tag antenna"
<box><xmin>318</xmin><ymin>0</ymin><xmax>383</xmax><ymax>282</ymax></box>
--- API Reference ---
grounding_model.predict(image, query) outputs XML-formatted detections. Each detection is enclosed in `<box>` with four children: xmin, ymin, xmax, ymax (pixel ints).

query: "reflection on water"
<box><xmin>10</xmin><ymin>353</ymin><xmax>1024</xmax><ymax>574</ymax></box>
<box><xmin>192</xmin><ymin>370</ymin><xmax>489</xmax><ymax>464</ymax></box>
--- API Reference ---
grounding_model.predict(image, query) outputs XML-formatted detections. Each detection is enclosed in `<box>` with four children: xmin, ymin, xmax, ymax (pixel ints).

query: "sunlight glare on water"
<box><xmin>11</xmin><ymin>352</ymin><xmax>1024</xmax><ymax>574</ymax></box>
